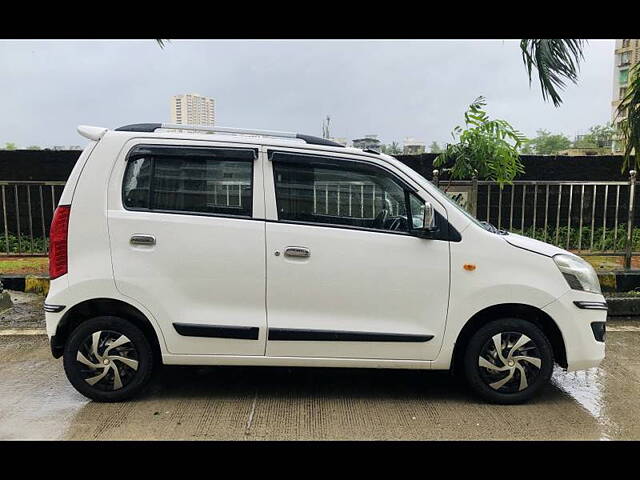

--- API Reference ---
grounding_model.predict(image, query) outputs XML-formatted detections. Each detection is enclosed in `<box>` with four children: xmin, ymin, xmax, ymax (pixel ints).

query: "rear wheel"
<box><xmin>63</xmin><ymin>316</ymin><xmax>154</xmax><ymax>402</ymax></box>
<box><xmin>463</xmin><ymin>318</ymin><xmax>553</xmax><ymax>404</ymax></box>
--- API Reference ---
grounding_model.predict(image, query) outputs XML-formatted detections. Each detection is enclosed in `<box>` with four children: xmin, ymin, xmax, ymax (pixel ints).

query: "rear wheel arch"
<box><xmin>451</xmin><ymin>303</ymin><xmax>567</xmax><ymax>374</ymax></box>
<box><xmin>51</xmin><ymin>298</ymin><xmax>162</xmax><ymax>361</ymax></box>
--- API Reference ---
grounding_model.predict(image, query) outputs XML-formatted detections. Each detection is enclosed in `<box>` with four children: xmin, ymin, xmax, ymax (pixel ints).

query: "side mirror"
<box><xmin>414</xmin><ymin>202</ymin><xmax>437</xmax><ymax>238</ymax></box>
<box><xmin>423</xmin><ymin>202</ymin><xmax>436</xmax><ymax>231</ymax></box>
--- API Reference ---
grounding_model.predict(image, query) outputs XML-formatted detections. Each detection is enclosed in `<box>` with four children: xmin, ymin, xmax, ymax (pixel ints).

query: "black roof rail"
<box><xmin>295</xmin><ymin>134</ymin><xmax>345</xmax><ymax>147</ymax></box>
<box><xmin>114</xmin><ymin>123</ymin><xmax>345</xmax><ymax>148</ymax></box>
<box><xmin>115</xmin><ymin>123</ymin><xmax>162</xmax><ymax>132</ymax></box>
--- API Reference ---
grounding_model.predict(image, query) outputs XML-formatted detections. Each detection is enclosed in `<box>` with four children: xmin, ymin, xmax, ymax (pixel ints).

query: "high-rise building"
<box><xmin>611</xmin><ymin>39</ymin><xmax>640</xmax><ymax>151</ymax></box>
<box><xmin>171</xmin><ymin>93</ymin><xmax>215</xmax><ymax>126</ymax></box>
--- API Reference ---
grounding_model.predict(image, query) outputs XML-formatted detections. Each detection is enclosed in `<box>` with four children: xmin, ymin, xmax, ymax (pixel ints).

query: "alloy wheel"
<box><xmin>477</xmin><ymin>331</ymin><xmax>542</xmax><ymax>393</ymax></box>
<box><xmin>75</xmin><ymin>330</ymin><xmax>139</xmax><ymax>391</ymax></box>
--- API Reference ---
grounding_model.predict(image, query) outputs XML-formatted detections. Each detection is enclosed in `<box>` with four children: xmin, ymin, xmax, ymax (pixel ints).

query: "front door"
<box><xmin>107</xmin><ymin>141</ymin><xmax>267</xmax><ymax>356</ymax></box>
<box><xmin>264</xmin><ymin>150</ymin><xmax>450</xmax><ymax>361</ymax></box>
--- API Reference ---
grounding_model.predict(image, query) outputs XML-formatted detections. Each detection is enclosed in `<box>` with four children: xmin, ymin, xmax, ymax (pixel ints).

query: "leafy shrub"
<box><xmin>0</xmin><ymin>234</ymin><xmax>47</xmax><ymax>254</ymax></box>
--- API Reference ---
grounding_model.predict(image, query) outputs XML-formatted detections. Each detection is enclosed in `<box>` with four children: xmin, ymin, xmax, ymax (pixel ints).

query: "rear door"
<box><xmin>107</xmin><ymin>140</ymin><xmax>267</xmax><ymax>356</ymax></box>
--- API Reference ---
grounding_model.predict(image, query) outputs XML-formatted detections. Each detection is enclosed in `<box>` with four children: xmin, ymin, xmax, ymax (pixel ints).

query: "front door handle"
<box><xmin>284</xmin><ymin>246</ymin><xmax>310</xmax><ymax>258</ymax></box>
<box><xmin>130</xmin><ymin>234</ymin><xmax>156</xmax><ymax>246</ymax></box>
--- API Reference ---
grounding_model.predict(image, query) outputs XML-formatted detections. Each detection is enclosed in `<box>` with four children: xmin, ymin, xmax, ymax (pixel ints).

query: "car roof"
<box><xmin>78</xmin><ymin>124</ymin><xmax>395</xmax><ymax>164</ymax></box>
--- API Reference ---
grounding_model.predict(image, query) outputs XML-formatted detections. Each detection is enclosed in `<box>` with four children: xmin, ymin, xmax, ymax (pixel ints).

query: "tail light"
<box><xmin>49</xmin><ymin>205</ymin><xmax>71</xmax><ymax>280</ymax></box>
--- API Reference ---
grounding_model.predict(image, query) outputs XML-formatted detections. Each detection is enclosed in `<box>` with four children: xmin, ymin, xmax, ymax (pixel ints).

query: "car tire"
<box><xmin>463</xmin><ymin>318</ymin><xmax>554</xmax><ymax>404</ymax></box>
<box><xmin>63</xmin><ymin>316</ymin><xmax>154</xmax><ymax>402</ymax></box>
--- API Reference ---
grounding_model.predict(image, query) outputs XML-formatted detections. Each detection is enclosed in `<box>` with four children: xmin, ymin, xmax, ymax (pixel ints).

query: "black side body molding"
<box><xmin>173</xmin><ymin>323</ymin><xmax>259</xmax><ymax>340</ymax></box>
<box><xmin>268</xmin><ymin>328</ymin><xmax>433</xmax><ymax>342</ymax></box>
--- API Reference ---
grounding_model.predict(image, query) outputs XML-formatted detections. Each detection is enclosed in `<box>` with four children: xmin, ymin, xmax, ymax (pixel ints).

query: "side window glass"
<box><xmin>122</xmin><ymin>149</ymin><xmax>253</xmax><ymax>217</ymax></box>
<box><xmin>409</xmin><ymin>193</ymin><xmax>426</xmax><ymax>229</ymax></box>
<box><xmin>123</xmin><ymin>157</ymin><xmax>152</xmax><ymax>209</ymax></box>
<box><xmin>273</xmin><ymin>159</ymin><xmax>412</xmax><ymax>233</ymax></box>
<box><xmin>152</xmin><ymin>157</ymin><xmax>252</xmax><ymax>216</ymax></box>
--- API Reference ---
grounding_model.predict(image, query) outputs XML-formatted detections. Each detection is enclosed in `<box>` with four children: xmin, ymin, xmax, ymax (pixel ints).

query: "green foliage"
<box><xmin>434</xmin><ymin>97</ymin><xmax>525</xmax><ymax>187</ymax></box>
<box><xmin>0</xmin><ymin>234</ymin><xmax>47</xmax><ymax>254</ymax></box>
<box><xmin>520</xmin><ymin>39</ymin><xmax>586</xmax><ymax>107</ymax></box>
<box><xmin>617</xmin><ymin>63</ymin><xmax>640</xmax><ymax>172</ymax></box>
<box><xmin>26</xmin><ymin>145</ymin><xmax>42</xmax><ymax>150</ymax></box>
<box><xmin>381</xmin><ymin>142</ymin><xmax>402</xmax><ymax>155</ymax></box>
<box><xmin>521</xmin><ymin>129</ymin><xmax>572</xmax><ymax>155</ymax></box>
<box><xmin>573</xmin><ymin>123</ymin><xmax>615</xmax><ymax>149</ymax></box>
<box><xmin>429</xmin><ymin>141</ymin><xmax>443</xmax><ymax>153</ymax></box>
<box><xmin>3</xmin><ymin>142</ymin><xmax>17</xmax><ymax>150</ymax></box>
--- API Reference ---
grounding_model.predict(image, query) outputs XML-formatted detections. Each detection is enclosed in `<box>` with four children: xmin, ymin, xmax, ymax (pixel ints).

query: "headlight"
<box><xmin>553</xmin><ymin>254</ymin><xmax>601</xmax><ymax>294</ymax></box>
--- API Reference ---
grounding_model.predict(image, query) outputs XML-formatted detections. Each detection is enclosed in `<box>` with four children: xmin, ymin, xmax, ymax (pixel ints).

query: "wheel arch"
<box><xmin>51</xmin><ymin>298</ymin><xmax>162</xmax><ymax>361</ymax></box>
<box><xmin>451</xmin><ymin>303</ymin><xmax>567</xmax><ymax>374</ymax></box>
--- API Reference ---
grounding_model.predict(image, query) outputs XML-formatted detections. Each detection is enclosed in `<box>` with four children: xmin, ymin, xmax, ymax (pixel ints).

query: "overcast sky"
<box><xmin>0</xmin><ymin>39</ymin><xmax>616</xmax><ymax>148</ymax></box>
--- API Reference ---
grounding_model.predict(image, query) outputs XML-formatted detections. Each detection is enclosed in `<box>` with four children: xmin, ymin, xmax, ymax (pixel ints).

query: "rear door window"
<box><xmin>122</xmin><ymin>146</ymin><xmax>255</xmax><ymax>218</ymax></box>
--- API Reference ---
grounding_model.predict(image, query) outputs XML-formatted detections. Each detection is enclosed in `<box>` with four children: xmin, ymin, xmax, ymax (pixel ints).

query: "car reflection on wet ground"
<box><xmin>0</xmin><ymin>321</ymin><xmax>638</xmax><ymax>440</ymax></box>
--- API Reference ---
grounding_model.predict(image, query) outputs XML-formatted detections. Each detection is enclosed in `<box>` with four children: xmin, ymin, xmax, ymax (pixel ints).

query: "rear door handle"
<box><xmin>284</xmin><ymin>246</ymin><xmax>310</xmax><ymax>258</ymax></box>
<box><xmin>130</xmin><ymin>234</ymin><xmax>156</xmax><ymax>246</ymax></box>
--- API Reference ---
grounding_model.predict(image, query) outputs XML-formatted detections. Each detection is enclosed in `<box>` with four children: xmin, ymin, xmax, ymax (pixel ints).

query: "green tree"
<box><xmin>381</xmin><ymin>142</ymin><xmax>402</xmax><ymax>155</ymax></box>
<box><xmin>428</xmin><ymin>141</ymin><xmax>443</xmax><ymax>153</ymax></box>
<box><xmin>434</xmin><ymin>97</ymin><xmax>525</xmax><ymax>187</ymax></box>
<box><xmin>523</xmin><ymin>129</ymin><xmax>572</xmax><ymax>155</ymax></box>
<box><xmin>3</xmin><ymin>142</ymin><xmax>17</xmax><ymax>150</ymax></box>
<box><xmin>616</xmin><ymin>62</ymin><xmax>640</xmax><ymax>171</ymax></box>
<box><xmin>573</xmin><ymin>123</ymin><xmax>615</xmax><ymax>149</ymax></box>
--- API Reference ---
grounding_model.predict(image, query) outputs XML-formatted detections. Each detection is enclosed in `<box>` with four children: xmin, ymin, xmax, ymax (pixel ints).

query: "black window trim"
<box><xmin>269</xmin><ymin>150</ymin><xmax>461</xmax><ymax>241</ymax></box>
<box><xmin>122</xmin><ymin>144</ymin><xmax>257</xmax><ymax>220</ymax></box>
<box><xmin>268</xmin><ymin>150</ymin><xmax>418</xmax><ymax>193</ymax></box>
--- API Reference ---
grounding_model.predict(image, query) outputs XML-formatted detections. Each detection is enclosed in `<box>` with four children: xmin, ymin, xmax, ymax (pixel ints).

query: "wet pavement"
<box><xmin>0</xmin><ymin>321</ymin><xmax>639</xmax><ymax>440</ymax></box>
<box><xmin>0</xmin><ymin>290</ymin><xmax>45</xmax><ymax>329</ymax></box>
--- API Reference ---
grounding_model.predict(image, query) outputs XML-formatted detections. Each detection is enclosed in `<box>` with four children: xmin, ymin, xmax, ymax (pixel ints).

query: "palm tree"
<box><xmin>615</xmin><ymin>63</ymin><xmax>640</xmax><ymax>170</ymax></box>
<box><xmin>520</xmin><ymin>39</ymin><xmax>639</xmax><ymax>170</ymax></box>
<box><xmin>520</xmin><ymin>39</ymin><xmax>586</xmax><ymax>107</ymax></box>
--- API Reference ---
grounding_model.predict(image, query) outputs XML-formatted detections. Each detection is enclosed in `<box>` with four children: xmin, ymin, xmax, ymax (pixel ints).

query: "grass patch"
<box><xmin>0</xmin><ymin>257</ymin><xmax>48</xmax><ymax>275</ymax></box>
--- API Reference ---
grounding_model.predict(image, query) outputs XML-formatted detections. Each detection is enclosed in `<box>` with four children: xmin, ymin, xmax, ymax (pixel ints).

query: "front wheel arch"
<box><xmin>451</xmin><ymin>303</ymin><xmax>567</xmax><ymax>375</ymax></box>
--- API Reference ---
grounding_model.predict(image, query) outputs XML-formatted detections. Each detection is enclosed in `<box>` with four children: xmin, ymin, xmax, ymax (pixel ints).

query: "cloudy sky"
<box><xmin>0</xmin><ymin>39</ymin><xmax>616</xmax><ymax>148</ymax></box>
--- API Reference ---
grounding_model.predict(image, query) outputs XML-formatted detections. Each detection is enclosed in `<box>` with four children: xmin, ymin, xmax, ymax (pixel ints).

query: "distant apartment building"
<box><xmin>171</xmin><ymin>93</ymin><xmax>215</xmax><ymax>126</ymax></box>
<box><xmin>612</xmin><ymin>39</ymin><xmax>640</xmax><ymax>151</ymax></box>
<box><xmin>329</xmin><ymin>137</ymin><xmax>349</xmax><ymax>146</ymax></box>
<box><xmin>402</xmin><ymin>137</ymin><xmax>426</xmax><ymax>155</ymax></box>
<box><xmin>352</xmin><ymin>135</ymin><xmax>381</xmax><ymax>152</ymax></box>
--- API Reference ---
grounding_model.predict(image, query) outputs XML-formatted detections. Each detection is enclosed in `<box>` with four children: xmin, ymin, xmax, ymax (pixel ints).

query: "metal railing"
<box><xmin>433</xmin><ymin>169</ymin><xmax>639</xmax><ymax>268</ymax></box>
<box><xmin>1</xmin><ymin>181</ymin><xmax>68</xmax><ymax>256</ymax></box>
<box><xmin>3</xmin><ymin>172</ymin><xmax>640</xmax><ymax>269</ymax></box>
<box><xmin>312</xmin><ymin>181</ymin><xmax>403</xmax><ymax>218</ymax></box>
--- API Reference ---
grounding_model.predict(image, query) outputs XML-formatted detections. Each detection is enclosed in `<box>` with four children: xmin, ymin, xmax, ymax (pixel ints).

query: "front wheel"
<box><xmin>63</xmin><ymin>316</ymin><xmax>154</xmax><ymax>402</ymax></box>
<box><xmin>463</xmin><ymin>318</ymin><xmax>554</xmax><ymax>404</ymax></box>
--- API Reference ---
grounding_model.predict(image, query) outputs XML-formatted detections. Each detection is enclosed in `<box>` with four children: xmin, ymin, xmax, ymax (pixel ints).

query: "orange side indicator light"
<box><xmin>463</xmin><ymin>264</ymin><xmax>476</xmax><ymax>271</ymax></box>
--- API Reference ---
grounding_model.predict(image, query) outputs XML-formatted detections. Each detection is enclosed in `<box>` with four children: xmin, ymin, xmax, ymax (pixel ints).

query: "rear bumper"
<box><xmin>542</xmin><ymin>290</ymin><xmax>607</xmax><ymax>371</ymax></box>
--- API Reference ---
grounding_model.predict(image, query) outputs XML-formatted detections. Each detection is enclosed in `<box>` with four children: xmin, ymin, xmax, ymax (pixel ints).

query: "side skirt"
<box><xmin>162</xmin><ymin>354</ymin><xmax>435</xmax><ymax>370</ymax></box>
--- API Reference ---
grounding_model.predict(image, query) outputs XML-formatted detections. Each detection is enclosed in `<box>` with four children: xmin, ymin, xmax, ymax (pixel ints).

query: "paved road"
<box><xmin>0</xmin><ymin>322</ymin><xmax>639</xmax><ymax>440</ymax></box>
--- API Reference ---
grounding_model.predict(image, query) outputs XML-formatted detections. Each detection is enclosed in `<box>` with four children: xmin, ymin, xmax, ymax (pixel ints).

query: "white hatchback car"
<box><xmin>45</xmin><ymin>123</ymin><xmax>607</xmax><ymax>404</ymax></box>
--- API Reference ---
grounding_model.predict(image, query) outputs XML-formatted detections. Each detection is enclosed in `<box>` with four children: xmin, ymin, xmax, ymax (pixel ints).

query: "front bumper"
<box><xmin>542</xmin><ymin>290</ymin><xmax>607</xmax><ymax>371</ymax></box>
